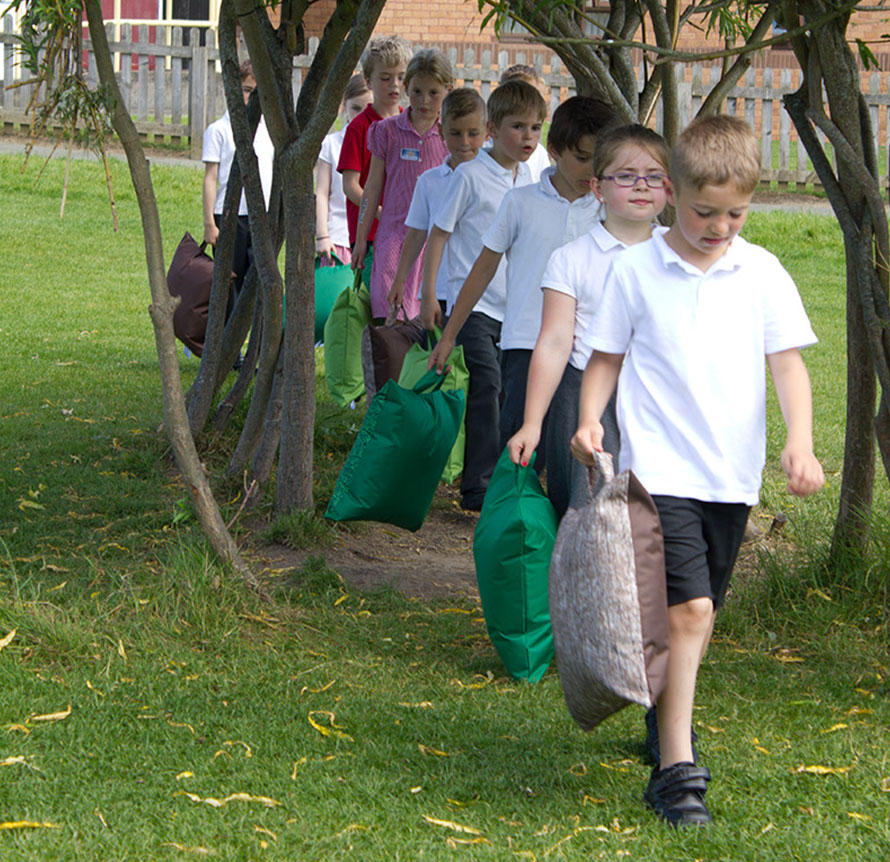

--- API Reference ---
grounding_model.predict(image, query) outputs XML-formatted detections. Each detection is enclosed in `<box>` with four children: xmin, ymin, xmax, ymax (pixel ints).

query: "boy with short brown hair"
<box><xmin>571</xmin><ymin>114</ymin><xmax>825</xmax><ymax>826</ymax></box>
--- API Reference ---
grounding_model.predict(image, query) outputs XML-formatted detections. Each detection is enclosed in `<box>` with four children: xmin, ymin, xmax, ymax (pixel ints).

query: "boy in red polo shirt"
<box><xmin>337</xmin><ymin>35</ymin><xmax>413</xmax><ymax>262</ymax></box>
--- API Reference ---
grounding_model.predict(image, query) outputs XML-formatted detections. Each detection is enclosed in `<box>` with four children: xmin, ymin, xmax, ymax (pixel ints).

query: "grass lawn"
<box><xmin>1</xmin><ymin>152</ymin><xmax>889</xmax><ymax>860</ymax></box>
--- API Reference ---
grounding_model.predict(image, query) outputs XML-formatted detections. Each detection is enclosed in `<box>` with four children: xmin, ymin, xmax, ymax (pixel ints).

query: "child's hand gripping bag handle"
<box><xmin>585</xmin><ymin>448</ymin><xmax>615</xmax><ymax>494</ymax></box>
<box><xmin>315</xmin><ymin>252</ymin><xmax>344</xmax><ymax>268</ymax></box>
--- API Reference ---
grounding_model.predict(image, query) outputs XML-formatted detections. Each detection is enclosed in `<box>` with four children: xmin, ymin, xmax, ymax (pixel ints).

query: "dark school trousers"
<box><xmin>499</xmin><ymin>349</ymin><xmax>542</xmax><ymax>470</ymax></box>
<box><xmin>544</xmin><ymin>363</ymin><xmax>620</xmax><ymax>518</ymax></box>
<box><xmin>456</xmin><ymin>311</ymin><xmax>502</xmax><ymax>503</ymax></box>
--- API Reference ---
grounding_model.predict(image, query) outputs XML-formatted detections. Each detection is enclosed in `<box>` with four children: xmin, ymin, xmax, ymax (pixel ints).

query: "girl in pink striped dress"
<box><xmin>352</xmin><ymin>50</ymin><xmax>452</xmax><ymax>320</ymax></box>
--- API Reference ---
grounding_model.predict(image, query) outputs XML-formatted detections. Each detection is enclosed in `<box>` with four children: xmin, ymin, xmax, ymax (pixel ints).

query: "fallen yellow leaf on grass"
<box><xmin>422</xmin><ymin>815</ymin><xmax>482</xmax><ymax>835</ymax></box>
<box><xmin>117</xmin><ymin>638</ymin><xmax>127</xmax><ymax>661</ymax></box>
<box><xmin>291</xmin><ymin>757</ymin><xmax>308</xmax><ymax>780</ymax></box>
<box><xmin>29</xmin><ymin>704</ymin><xmax>71</xmax><ymax>723</ymax></box>
<box><xmin>793</xmin><ymin>765</ymin><xmax>852</xmax><ymax>775</ymax></box>
<box><xmin>419</xmin><ymin>744</ymin><xmax>450</xmax><ymax>757</ymax></box>
<box><xmin>848</xmin><ymin>812</ymin><xmax>870</xmax><ymax>821</ymax></box>
<box><xmin>223</xmin><ymin>740</ymin><xmax>252</xmax><ymax>758</ymax></box>
<box><xmin>307</xmin><ymin>711</ymin><xmax>353</xmax><ymax>742</ymax></box>
<box><xmin>0</xmin><ymin>756</ymin><xmax>33</xmax><ymax>768</ymax></box>
<box><xmin>254</xmin><ymin>825</ymin><xmax>277</xmax><ymax>841</ymax></box>
<box><xmin>820</xmin><ymin>723</ymin><xmax>848</xmax><ymax>734</ymax></box>
<box><xmin>175</xmin><ymin>771</ymin><xmax>193</xmax><ymax>780</ymax></box>
<box><xmin>398</xmin><ymin>702</ymin><xmax>433</xmax><ymax>709</ymax></box>
<box><xmin>775</xmin><ymin>655</ymin><xmax>805</xmax><ymax>663</ymax></box>
<box><xmin>807</xmin><ymin>588</ymin><xmax>832</xmax><ymax>602</ymax></box>
<box><xmin>176</xmin><ymin>791</ymin><xmax>281</xmax><ymax>808</ymax></box>
<box><xmin>0</xmin><ymin>821</ymin><xmax>58</xmax><ymax>830</ymax></box>
<box><xmin>6</xmin><ymin>724</ymin><xmax>30</xmax><ymax>735</ymax></box>
<box><xmin>446</xmin><ymin>836</ymin><xmax>492</xmax><ymax>847</ymax></box>
<box><xmin>168</xmin><ymin>720</ymin><xmax>195</xmax><ymax>734</ymax></box>
<box><xmin>160</xmin><ymin>843</ymin><xmax>212</xmax><ymax>854</ymax></box>
<box><xmin>0</xmin><ymin>630</ymin><xmax>16</xmax><ymax>651</ymax></box>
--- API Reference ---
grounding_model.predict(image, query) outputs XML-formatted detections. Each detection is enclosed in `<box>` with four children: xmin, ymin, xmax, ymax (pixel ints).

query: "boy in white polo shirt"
<box><xmin>420</xmin><ymin>80</ymin><xmax>546</xmax><ymax>510</ymax></box>
<box><xmin>571</xmin><ymin>115</ymin><xmax>825</xmax><ymax>827</ymax></box>
<box><xmin>429</xmin><ymin>96</ymin><xmax>615</xmax><ymax>470</ymax></box>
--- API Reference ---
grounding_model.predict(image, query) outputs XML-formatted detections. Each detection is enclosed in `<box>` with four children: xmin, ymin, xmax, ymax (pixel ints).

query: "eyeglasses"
<box><xmin>601</xmin><ymin>172</ymin><xmax>668</xmax><ymax>189</ymax></box>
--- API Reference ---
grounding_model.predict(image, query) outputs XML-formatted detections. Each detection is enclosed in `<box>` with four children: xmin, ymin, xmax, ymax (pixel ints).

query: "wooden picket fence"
<box><xmin>2</xmin><ymin>14</ymin><xmax>889</xmax><ymax>185</ymax></box>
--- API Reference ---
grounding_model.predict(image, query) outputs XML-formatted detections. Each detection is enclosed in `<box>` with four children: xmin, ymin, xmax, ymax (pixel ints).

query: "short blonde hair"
<box><xmin>405</xmin><ymin>49</ymin><xmax>454</xmax><ymax>88</ymax></box>
<box><xmin>670</xmin><ymin>115</ymin><xmax>760</xmax><ymax>194</ymax></box>
<box><xmin>487</xmin><ymin>79</ymin><xmax>547</xmax><ymax>128</ymax></box>
<box><xmin>361</xmin><ymin>35</ymin><xmax>412</xmax><ymax>79</ymax></box>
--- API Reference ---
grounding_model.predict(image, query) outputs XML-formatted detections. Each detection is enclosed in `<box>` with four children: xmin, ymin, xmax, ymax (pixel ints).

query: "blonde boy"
<box><xmin>337</xmin><ymin>35</ymin><xmax>412</xmax><ymax>249</ymax></box>
<box><xmin>421</xmin><ymin>80</ymin><xmax>545</xmax><ymax>510</ymax></box>
<box><xmin>571</xmin><ymin>115</ymin><xmax>824</xmax><ymax>826</ymax></box>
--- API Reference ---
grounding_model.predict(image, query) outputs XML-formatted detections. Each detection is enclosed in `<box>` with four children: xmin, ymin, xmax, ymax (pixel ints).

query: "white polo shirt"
<box><xmin>406</xmin><ymin>161</ymin><xmax>455</xmax><ymax>302</ymax></box>
<box><xmin>483</xmin><ymin>166</ymin><xmax>601</xmax><ymax>350</ymax></box>
<box><xmin>433</xmin><ymin>148</ymin><xmax>532</xmax><ymax>322</ymax></box>
<box><xmin>318</xmin><ymin>127</ymin><xmax>349</xmax><ymax>248</ymax></box>
<box><xmin>588</xmin><ymin>231</ymin><xmax>817</xmax><ymax>505</ymax></box>
<box><xmin>203</xmin><ymin>111</ymin><xmax>274</xmax><ymax>215</ymax></box>
<box><xmin>541</xmin><ymin>220</ymin><xmax>645</xmax><ymax>370</ymax></box>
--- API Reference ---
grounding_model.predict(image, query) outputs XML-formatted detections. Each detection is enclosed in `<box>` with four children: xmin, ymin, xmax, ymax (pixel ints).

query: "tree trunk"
<box><xmin>83</xmin><ymin>0</ymin><xmax>256</xmax><ymax>586</ymax></box>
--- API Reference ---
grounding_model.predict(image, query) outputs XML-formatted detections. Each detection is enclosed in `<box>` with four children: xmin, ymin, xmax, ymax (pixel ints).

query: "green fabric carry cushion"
<box><xmin>323</xmin><ymin>268</ymin><xmax>371</xmax><ymax>406</ymax></box>
<box><xmin>473</xmin><ymin>449</ymin><xmax>559</xmax><ymax>682</ymax></box>
<box><xmin>314</xmin><ymin>255</ymin><xmax>354</xmax><ymax>343</ymax></box>
<box><xmin>325</xmin><ymin>368</ymin><xmax>465</xmax><ymax>532</ymax></box>
<box><xmin>397</xmin><ymin>329</ymin><xmax>469</xmax><ymax>483</ymax></box>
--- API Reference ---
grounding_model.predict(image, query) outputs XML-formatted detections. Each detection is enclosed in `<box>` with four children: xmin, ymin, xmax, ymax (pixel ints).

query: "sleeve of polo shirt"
<box><xmin>202</xmin><ymin>120</ymin><xmax>224</xmax><ymax>163</ymax></box>
<box><xmin>761</xmin><ymin>255</ymin><xmax>818</xmax><ymax>353</ymax></box>
<box><xmin>366</xmin><ymin>118</ymin><xmax>389</xmax><ymax>161</ymax></box>
<box><xmin>585</xmin><ymin>261</ymin><xmax>633</xmax><ymax>354</ymax></box>
<box><xmin>481</xmin><ymin>190</ymin><xmax>518</xmax><ymax>254</ymax></box>
<box><xmin>433</xmin><ymin>170</ymin><xmax>472</xmax><ymax>233</ymax></box>
<box><xmin>405</xmin><ymin>172</ymin><xmax>432</xmax><ymax>231</ymax></box>
<box><xmin>540</xmin><ymin>244</ymin><xmax>577</xmax><ymax>300</ymax></box>
<box><xmin>337</xmin><ymin>117</ymin><xmax>364</xmax><ymax>175</ymax></box>
<box><xmin>318</xmin><ymin>134</ymin><xmax>336</xmax><ymax>167</ymax></box>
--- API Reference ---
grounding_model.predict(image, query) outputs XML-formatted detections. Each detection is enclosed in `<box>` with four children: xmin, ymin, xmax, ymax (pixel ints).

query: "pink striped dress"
<box><xmin>366</xmin><ymin>109</ymin><xmax>449</xmax><ymax>319</ymax></box>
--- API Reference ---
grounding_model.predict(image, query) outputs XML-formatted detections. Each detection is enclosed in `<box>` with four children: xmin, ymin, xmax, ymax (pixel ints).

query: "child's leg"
<box><xmin>498</xmin><ymin>349</ymin><xmax>539</xmax><ymax>462</ymax></box>
<box><xmin>456</xmin><ymin>312</ymin><xmax>502</xmax><ymax>509</ymax></box>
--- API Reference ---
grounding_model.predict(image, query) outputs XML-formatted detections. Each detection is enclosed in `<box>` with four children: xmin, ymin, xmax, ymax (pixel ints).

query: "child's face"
<box><xmin>489</xmin><ymin>110</ymin><xmax>544</xmax><ymax>163</ymax></box>
<box><xmin>550</xmin><ymin>133</ymin><xmax>596</xmax><ymax>197</ymax></box>
<box><xmin>591</xmin><ymin>143</ymin><xmax>668</xmax><ymax>225</ymax></box>
<box><xmin>665</xmin><ymin>180</ymin><xmax>752</xmax><ymax>269</ymax></box>
<box><xmin>241</xmin><ymin>75</ymin><xmax>256</xmax><ymax>105</ymax></box>
<box><xmin>441</xmin><ymin>109</ymin><xmax>486</xmax><ymax>166</ymax></box>
<box><xmin>407</xmin><ymin>74</ymin><xmax>450</xmax><ymax>124</ymax></box>
<box><xmin>365</xmin><ymin>63</ymin><xmax>406</xmax><ymax>111</ymax></box>
<box><xmin>345</xmin><ymin>91</ymin><xmax>373</xmax><ymax>123</ymax></box>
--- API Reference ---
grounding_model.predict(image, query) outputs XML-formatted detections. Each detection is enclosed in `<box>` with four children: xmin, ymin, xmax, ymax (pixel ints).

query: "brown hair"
<box><xmin>361</xmin><ymin>35</ymin><xmax>412</xmax><ymax>79</ymax></box>
<box><xmin>441</xmin><ymin>87</ymin><xmax>486</xmax><ymax>128</ymax></box>
<box><xmin>499</xmin><ymin>63</ymin><xmax>543</xmax><ymax>86</ymax></box>
<box><xmin>670</xmin><ymin>114</ymin><xmax>760</xmax><ymax>194</ymax></box>
<box><xmin>404</xmin><ymin>49</ymin><xmax>454</xmax><ymax>89</ymax></box>
<box><xmin>239</xmin><ymin>60</ymin><xmax>254</xmax><ymax>82</ymax></box>
<box><xmin>343</xmin><ymin>72</ymin><xmax>369</xmax><ymax>104</ymax></box>
<box><xmin>594</xmin><ymin>124</ymin><xmax>670</xmax><ymax>177</ymax></box>
<box><xmin>487</xmin><ymin>79</ymin><xmax>547</xmax><ymax>128</ymax></box>
<box><xmin>547</xmin><ymin>96</ymin><xmax>615</xmax><ymax>155</ymax></box>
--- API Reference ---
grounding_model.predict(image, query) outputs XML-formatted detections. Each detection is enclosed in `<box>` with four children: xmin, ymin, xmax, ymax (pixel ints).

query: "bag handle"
<box><xmin>351</xmin><ymin>268</ymin><xmax>364</xmax><ymax>293</ymax></box>
<box><xmin>315</xmin><ymin>253</ymin><xmax>344</xmax><ymax>268</ymax></box>
<box><xmin>409</xmin><ymin>366</ymin><xmax>450</xmax><ymax>395</ymax></box>
<box><xmin>513</xmin><ymin>449</ymin><xmax>537</xmax><ymax>491</ymax></box>
<box><xmin>586</xmin><ymin>448</ymin><xmax>615</xmax><ymax>493</ymax></box>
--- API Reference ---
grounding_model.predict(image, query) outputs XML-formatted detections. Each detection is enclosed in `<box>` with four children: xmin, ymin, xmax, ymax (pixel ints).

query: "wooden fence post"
<box><xmin>189</xmin><ymin>28</ymin><xmax>209</xmax><ymax>160</ymax></box>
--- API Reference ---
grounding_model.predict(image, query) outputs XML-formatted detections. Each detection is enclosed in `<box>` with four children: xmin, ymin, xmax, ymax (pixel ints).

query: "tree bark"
<box><xmin>83</xmin><ymin>0</ymin><xmax>256</xmax><ymax>586</ymax></box>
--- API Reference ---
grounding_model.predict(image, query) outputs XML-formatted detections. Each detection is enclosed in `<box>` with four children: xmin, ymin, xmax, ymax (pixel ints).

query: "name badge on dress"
<box><xmin>400</xmin><ymin>147</ymin><xmax>421</xmax><ymax>161</ymax></box>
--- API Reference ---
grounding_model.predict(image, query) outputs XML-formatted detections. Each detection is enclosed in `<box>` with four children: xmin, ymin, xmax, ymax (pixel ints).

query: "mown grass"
<box><xmin>1</xmin><ymin>152</ymin><xmax>889</xmax><ymax>860</ymax></box>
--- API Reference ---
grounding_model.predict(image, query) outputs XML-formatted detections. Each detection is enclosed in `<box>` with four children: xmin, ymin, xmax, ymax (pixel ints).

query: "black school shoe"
<box><xmin>644</xmin><ymin>761</ymin><xmax>712</xmax><ymax>826</ymax></box>
<box><xmin>645</xmin><ymin>706</ymin><xmax>699</xmax><ymax>765</ymax></box>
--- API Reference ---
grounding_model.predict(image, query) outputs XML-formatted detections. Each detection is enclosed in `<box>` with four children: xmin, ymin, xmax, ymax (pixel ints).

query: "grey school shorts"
<box><xmin>651</xmin><ymin>496</ymin><xmax>750</xmax><ymax>609</ymax></box>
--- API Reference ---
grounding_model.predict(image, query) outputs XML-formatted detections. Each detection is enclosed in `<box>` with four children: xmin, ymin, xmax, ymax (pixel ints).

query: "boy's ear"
<box><xmin>546</xmin><ymin>142</ymin><xmax>561</xmax><ymax>162</ymax></box>
<box><xmin>487</xmin><ymin>120</ymin><xmax>498</xmax><ymax>140</ymax></box>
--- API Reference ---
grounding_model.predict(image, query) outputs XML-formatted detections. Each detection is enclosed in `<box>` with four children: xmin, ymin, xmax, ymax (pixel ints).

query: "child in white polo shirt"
<box><xmin>507</xmin><ymin>124</ymin><xmax>669</xmax><ymax>517</ymax></box>
<box><xmin>420</xmin><ymin>80</ymin><xmax>546</xmax><ymax>510</ymax></box>
<box><xmin>571</xmin><ymin>115</ymin><xmax>825</xmax><ymax>827</ymax></box>
<box><xmin>429</xmin><ymin>96</ymin><xmax>615</xmax><ymax>475</ymax></box>
<box><xmin>386</xmin><ymin>88</ymin><xmax>487</xmax><ymax>320</ymax></box>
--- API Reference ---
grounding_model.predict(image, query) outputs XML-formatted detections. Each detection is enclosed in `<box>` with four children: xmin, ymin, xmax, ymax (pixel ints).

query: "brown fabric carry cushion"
<box><xmin>166</xmin><ymin>232</ymin><xmax>234</xmax><ymax>357</ymax></box>
<box><xmin>361</xmin><ymin>317</ymin><xmax>425</xmax><ymax>404</ymax></box>
<box><xmin>549</xmin><ymin>449</ymin><xmax>669</xmax><ymax>731</ymax></box>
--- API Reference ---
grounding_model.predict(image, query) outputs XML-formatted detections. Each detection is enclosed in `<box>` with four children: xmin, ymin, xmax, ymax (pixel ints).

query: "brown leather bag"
<box><xmin>166</xmin><ymin>232</ymin><xmax>230</xmax><ymax>356</ymax></box>
<box><xmin>360</xmin><ymin>314</ymin><xmax>425</xmax><ymax>404</ymax></box>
